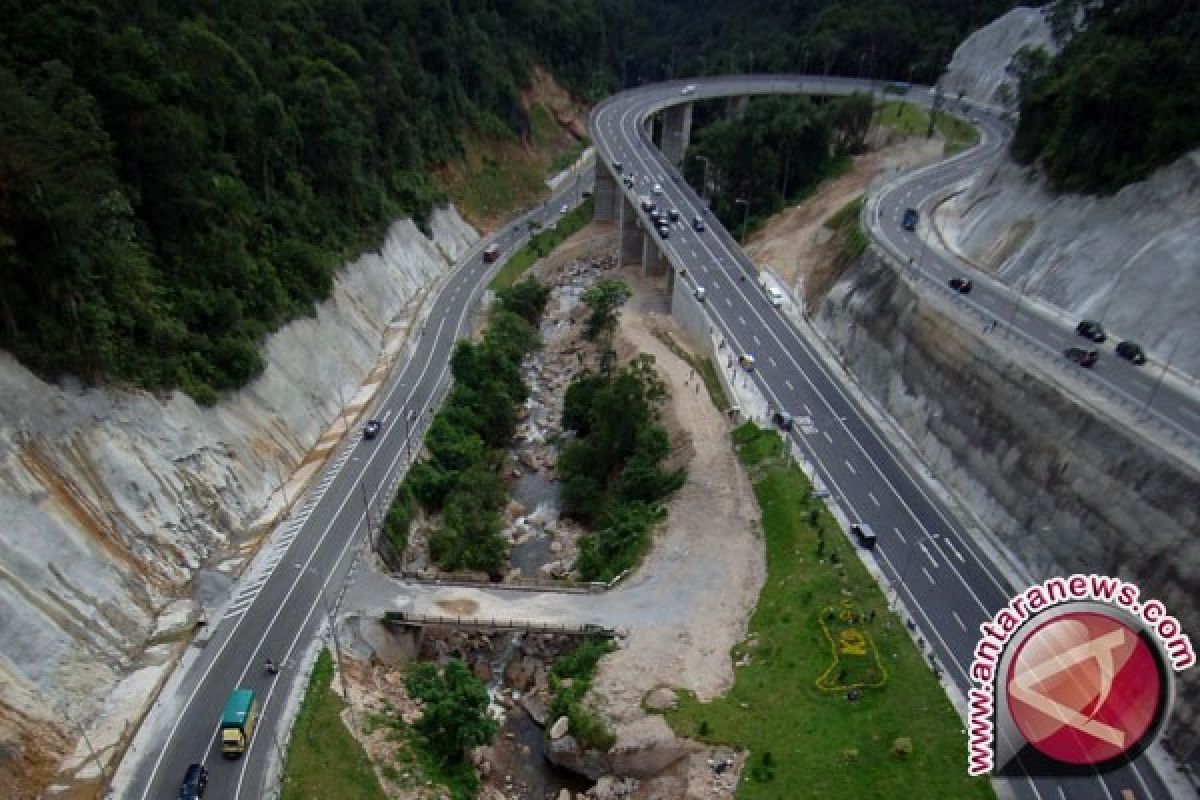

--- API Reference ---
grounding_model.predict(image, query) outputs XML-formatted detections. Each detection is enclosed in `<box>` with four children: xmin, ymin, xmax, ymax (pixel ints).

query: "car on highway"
<box><xmin>694</xmin><ymin>286</ymin><xmax>706</xmax><ymax>302</ymax></box>
<box><xmin>363</xmin><ymin>419</ymin><xmax>382</xmax><ymax>440</ymax></box>
<box><xmin>1076</xmin><ymin>319</ymin><xmax>1106</xmax><ymax>342</ymax></box>
<box><xmin>652</xmin><ymin>183</ymin><xmax>663</xmax><ymax>195</ymax></box>
<box><xmin>739</xmin><ymin>353</ymin><xmax>756</xmax><ymax>371</ymax></box>
<box><xmin>623</xmin><ymin>174</ymin><xmax>635</xmax><ymax>188</ymax></box>
<box><xmin>851</xmin><ymin>523</ymin><xmax>878</xmax><ymax>549</ymax></box>
<box><xmin>1064</xmin><ymin>347</ymin><xmax>1099</xmax><ymax>368</ymax></box>
<box><xmin>902</xmin><ymin>208</ymin><xmax>919</xmax><ymax>231</ymax></box>
<box><xmin>612</xmin><ymin>161</ymin><xmax>623</xmax><ymax>173</ymax></box>
<box><xmin>640</xmin><ymin>197</ymin><xmax>656</xmax><ymax>212</ymax></box>
<box><xmin>668</xmin><ymin>208</ymin><xmax>680</xmax><ymax>222</ymax></box>
<box><xmin>948</xmin><ymin>277</ymin><xmax>973</xmax><ymax>294</ymax></box>
<box><xmin>656</xmin><ymin>225</ymin><xmax>670</xmax><ymax>239</ymax></box>
<box><xmin>559</xmin><ymin>203</ymin><xmax>569</xmax><ymax>214</ymax></box>
<box><xmin>772</xmin><ymin>410</ymin><xmax>795</xmax><ymax>431</ymax></box>
<box><xmin>178</xmin><ymin>763</ymin><xmax>208</xmax><ymax>799</ymax></box>
<box><xmin>692</xmin><ymin>216</ymin><xmax>706</xmax><ymax>232</ymax></box>
<box><xmin>681</xmin><ymin>84</ymin><xmax>696</xmax><ymax>96</ymax></box>
<box><xmin>1116</xmin><ymin>340</ymin><xmax>1147</xmax><ymax>365</ymax></box>
<box><xmin>766</xmin><ymin>287</ymin><xmax>785</xmax><ymax>307</ymax></box>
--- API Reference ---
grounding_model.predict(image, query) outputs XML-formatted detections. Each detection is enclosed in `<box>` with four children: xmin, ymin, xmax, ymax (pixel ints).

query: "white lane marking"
<box><xmin>844</xmin><ymin>460</ymin><xmax>857</xmax><ymax>475</ymax></box>
<box><xmin>892</xmin><ymin>527</ymin><xmax>906</xmax><ymax>544</ymax></box>
<box><xmin>922</xmin><ymin>566</ymin><xmax>935</xmax><ymax>585</ymax></box>
<box><xmin>823</xmin><ymin>431</ymin><xmax>833</xmax><ymax>444</ymax></box>
<box><xmin>752</xmin><ymin>334</ymin><xmax>761</xmax><ymax>346</ymax></box>
<box><xmin>785</xmin><ymin>379</ymin><xmax>794</xmax><ymax>391</ymax></box>
<box><xmin>803</xmin><ymin>403</ymin><xmax>812</xmax><ymax>414</ymax></box>
<box><xmin>868</xmin><ymin>492</ymin><xmax>880</xmax><ymax>507</ymax></box>
<box><xmin>952</xmin><ymin>611</ymin><xmax>967</xmax><ymax>632</ymax></box>
<box><xmin>944</xmin><ymin>538</ymin><xmax>966</xmax><ymax>564</ymax></box>
<box><xmin>725</xmin><ymin>297</ymin><xmax>733</xmax><ymax>307</ymax></box>
<box><xmin>691</xmin><ymin>249</ymin><xmax>698</xmax><ymax>258</ymax></box>
<box><xmin>920</xmin><ymin>541</ymin><xmax>939</xmax><ymax>569</ymax></box>
<box><xmin>738</xmin><ymin>315</ymin><xmax>747</xmax><ymax>326</ymax></box>
<box><xmin>768</xmin><ymin>356</ymin><xmax>777</xmax><ymax>368</ymax></box>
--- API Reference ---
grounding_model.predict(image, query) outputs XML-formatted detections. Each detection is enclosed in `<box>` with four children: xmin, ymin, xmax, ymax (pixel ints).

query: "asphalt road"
<box><xmin>590</xmin><ymin>76</ymin><xmax>1180</xmax><ymax>800</ymax></box>
<box><xmin>120</xmin><ymin>177</ymin><xmax>590</xmax><ymax>798</ymax></box>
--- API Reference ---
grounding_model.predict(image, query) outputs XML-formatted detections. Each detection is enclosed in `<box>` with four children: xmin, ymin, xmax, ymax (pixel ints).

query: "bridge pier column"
<box><xmin>661</xmin><ymin>102</ymin><xmax>693</xmax><ymax>166</ymax></box>
<box><xmin>618</xmin><ymin>196</ymin><xmax>641</xmax><ymax>265</ymax></box>
<box><xmin>726</xmin><ymin>95</ymin><xmax>750</xmax><ymax>119</ymax></box>
<box><xmin>593</xmin><ymin>165</ymin><xmax>618</xmax><ymax>222</ymax></box>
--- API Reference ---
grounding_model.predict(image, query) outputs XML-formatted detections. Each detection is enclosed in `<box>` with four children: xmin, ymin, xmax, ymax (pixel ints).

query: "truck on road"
<box><xmin>220</xmin><ymin>688</ymin><xmax>258</xmax><ymax>757</ymax></box>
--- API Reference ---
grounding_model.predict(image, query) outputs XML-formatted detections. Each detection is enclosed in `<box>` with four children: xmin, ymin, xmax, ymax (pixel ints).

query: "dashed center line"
<box><xmin>868</xmin><ymin>492</ymin><xmax>880</xmax><ymax>507</ymax></box>
<box><xmin>844</xmin><ymin>460</ymin><xmax>857</xmax><ymax>475</ymax></box>
<box><xmin>823</xmin><ymin>431</ymin><xmax>833</xmax><ymax>444</ymax></box>
<box><xmin>785</xmin><ymin>379</ymin><xmax>794</xmax><ymax>391</ymax></box>
<box><xmin>738</xmin><ymin>315</ymin><xmax>747</xmax><ymax>326</ymax></box>
<box><xmin>893</xmin><ymin>527</ymin><xmax>907</xmax><ymax>543</ymax></box>
<box><xmin>920</xmin><ymin>542</ymin><xmax>939</xmax><ymax>569</ymax></box>
<box><xmin>952</xmin><ymin>611</ymin><xmax>968</xmax><ymax>632</ymax></box>
<box><xmin>752</xmin><ymin>334</ymin><xmax>761</xmax><ymax>346</ymax></box>
<box><xmin>922</xmin><ymin>566</ymin><xmax>936</xmax><ymax>585</ymax></box>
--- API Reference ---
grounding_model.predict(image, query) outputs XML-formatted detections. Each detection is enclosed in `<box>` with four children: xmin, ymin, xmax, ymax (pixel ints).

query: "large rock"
<box><xmin>549</xmin><ymin>715</ymin><xmax>570</xmax><ymax>740</ymax></box>
<box><xmin>643</xmin><ymin>688</ymin><xmax>677</xmax><ymax>711</ymax></box>
<box><xmin>545</xmin><ymin>732</ymin><xmax>693</xmax><ymax>781</ymax></box>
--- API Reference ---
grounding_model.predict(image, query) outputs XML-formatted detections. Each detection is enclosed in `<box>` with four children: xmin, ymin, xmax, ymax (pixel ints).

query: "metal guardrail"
<box><xmin>382</xmin><ymin>610</ymin><xmax>613</xmax><ymax>636</ymax></box>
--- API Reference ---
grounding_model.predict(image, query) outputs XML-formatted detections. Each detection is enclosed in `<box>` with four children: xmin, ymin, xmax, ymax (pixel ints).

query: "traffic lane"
<box><xmin>604</xmin><ymin>86</ymin><xmax>1166</xmax><ymax>800</ymax></box>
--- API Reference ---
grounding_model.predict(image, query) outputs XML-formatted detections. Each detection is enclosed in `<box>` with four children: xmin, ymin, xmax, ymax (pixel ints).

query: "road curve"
<box><xmin>589</xmin><ymin>75</ymin><xmax>1180</xmax><ymax>800</ymax></box>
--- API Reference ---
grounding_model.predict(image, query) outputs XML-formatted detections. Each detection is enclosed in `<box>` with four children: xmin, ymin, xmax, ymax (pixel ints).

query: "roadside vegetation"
<box><xmin>683</xmin><ymin>95</ymin><xmax>860</xmax><ymax>241</ymax></box>
<box><xmin>558</xmin><ymin>279</ymin><xmax>686</xmax><ymax>581</ymax></box>
<box><xmin>664</xmin><ymin>423</ymin><xmax>996</xmax><ymax>800</ymax></box>
<box><xmin>490</xmin><ymin>197</ymin><xmax>595</xmax><ymax>290</ymax></box>
<box><xmin>547</xmin><ymin>638</ymin><xmax>617</xmax><ymax>751</ymax></box>
<box><xmin>1011</xmin><ymin>0</ymin><xmax>1200</xmax><ymax>194</ymax></box>
<box><xmin>281</xmin><ymin>650</ymin><xmax>385</xmax><ymax>800</ymax></box>
<box><xmin>380</xmin><ymin>277</ymin><xmax>551</xmax><ymax>572</ymax></box>
<box><xmin>825</xmin><ymin>195</ymin><xmax>869</xmax><ymax>265</ymax></box>
<box><xmin>652</xmin><ymin>329</ymin><xmax>730</xmax><ymax>413</ymax></box>
<box><xmin>876</xmin><ymin>100</ymin><xmax>980</xmax><ymax>155</ymax></box>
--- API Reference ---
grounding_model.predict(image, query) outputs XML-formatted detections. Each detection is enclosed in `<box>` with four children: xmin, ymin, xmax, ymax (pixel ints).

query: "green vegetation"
<box><xmin>580</xmin><ymin>279</ymin><xmax>634</xmax><ymax>343</ymax></box>
<box><xmin>1011</xmin><ymin>0</ymin><xmax>1200</xmax><ymax>193</ymax></box>
<box><xmin>281</xmin><ymin>649</ymin><xmax>385</xmax><ymax>800</ymax></box>
<box><xmin>652</xmin><ymin>330</ymin><xmax>730</xmax><ymax>412</ymax></box>
<box><xmin>406</xmin><ymin>659</ymin><xmax>498</xmax><ymax>764</ymax></box>
<box><xmin>825</xmin><ymin>195</ymin><xmax>869</xmax><ymax>264</ymax></box>
<box><xmin>489</xmin><ymin>198</ymin><xmax>594</xmax><ymax>290</ymax></box>
<box><xmin>547</xmin><ymin>638</ymin><xmax>617</xmax><ymax>751</ymax></box>
<box><xmin>560</xmin><ymin>352</ymin><xmax>685</xmax><ymax>581</ymax></box>
<box><xmin>684</xmin><ymin>96</ymin><xmax>863</xmax><ymax>241</ymax></box>
<box><xmin>384</xmin><ymin>278</ymin><xmax>551</xmax><ymax>573</ymax></box>
<box><xmin>665</xmin><ymin>423</ymin><xmax>995</xmax><ymax>800</ymax></box>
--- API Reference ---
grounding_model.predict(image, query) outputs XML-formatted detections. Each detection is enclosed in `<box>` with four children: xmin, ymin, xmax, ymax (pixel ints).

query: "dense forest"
<box><xmin>0</xmin><ymin>0</ymin><xmax>1019</xmax><ymax>399</ymax></box>
<box><xmin>1011</xmin><ymin>0</ymin><xmax>1200</xmax><ymax>193</ymax></box>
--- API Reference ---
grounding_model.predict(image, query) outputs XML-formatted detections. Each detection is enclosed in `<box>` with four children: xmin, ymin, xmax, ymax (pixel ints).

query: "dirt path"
<box><xmin>744</xmin><ymin>138</ymin><xmax>943</xmax><ymax>305</ymax></box>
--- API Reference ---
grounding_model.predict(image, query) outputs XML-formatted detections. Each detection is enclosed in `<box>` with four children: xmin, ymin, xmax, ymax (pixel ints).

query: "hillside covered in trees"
<box><xmin>1011</xmin><ymin>0</ymin><xmax>1200</xmax><ymax>194</ymax></box>
<box><xmin>0</xmin><ymin>0</ymin><xmax>1020</xmax><ymax>399</ymax></box>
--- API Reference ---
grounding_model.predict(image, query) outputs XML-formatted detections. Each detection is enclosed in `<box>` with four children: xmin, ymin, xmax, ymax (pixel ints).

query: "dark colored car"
<box><xmin>692</xmin><ymin>216</ymin><xmax>706</xmax><ymax>232</ymax></box>
<box><xmin>640</xmin><ymin>198</ymin><xmax>656</xmax><ymax>212</ymax></box>
<box><xmin>179</xmin><ymin>763</ymin><xmax>208</xmax><ymax>799</ymax></box>
<box><xmin>363</xmin><ymin>419</ymin><xmax>382</xmax><ymax>440</ymax></box>
<box><xmin>1116</xmin><ymin>340</ymin><xmax>1147</xmax><ymax>365</ymax></box>
<box><xmin>851</xmin><ymin>523</ymin><xmax>878</xmax><ymax>549</ymax></box>
<box><xmin>949</xmin><ymin>277</ymin><xmax>973</xmax><ymax>294</ymax></box>
<box><xmin>1064</xmin><ymin>347</ymin><xmax>1099</xmax><ymax>368</ymax></box>
<box><xmin>772</xmin><ymin>410</ymin><xmax>795</xmax><ymax>431</ymax></box>
<box><xmin>667</xmin><ymin>208</ymin><xmax>680</xmax><ymax>222</ymax></box>
<box><xmin>902</xmin><ymin>208</ymin><xmax>919</xmax><ymax>231</ymax></box>
<box><xmin>1075</xmin><ymin>319</ymin><xmax>1106</xmax><ymax>342</ymax></box>
<box><xmin>657</xmin><ymin>225</ymin><xmax>670</xmax><ymax>239</ymax></box>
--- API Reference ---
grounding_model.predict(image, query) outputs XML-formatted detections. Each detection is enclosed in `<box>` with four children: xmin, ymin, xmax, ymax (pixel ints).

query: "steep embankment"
<box><xmin>0</xmin><ymin>209</ymin><xmax>476</xmax><ymax>795</ymax></box>
<box><xmin>939</xmin><ymin>5</ymin><xmax>1200</xmax><ymax>375</ymax></box>
<box><xmin>813</xmin><ymin>247</ymin><xmax>1200</xmax><ymax>773</ymax></box>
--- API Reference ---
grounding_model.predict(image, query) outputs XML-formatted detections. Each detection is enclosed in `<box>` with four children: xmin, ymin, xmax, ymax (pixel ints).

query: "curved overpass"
<box><xmin>589</xmin><ymin>76</ymin><xmax>1181</xmax><ymax>800</ymax></box>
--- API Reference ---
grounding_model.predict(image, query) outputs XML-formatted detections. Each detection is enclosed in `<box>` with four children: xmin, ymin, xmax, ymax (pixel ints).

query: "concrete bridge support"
<box><xmin>593</xmin><ymin>165</ymin><xmax>619</xmax><ymax>221</ymax></box>
<box><xmin>660</xmin><ymin>102</ymin><xmax>693</xmax><ymax>166</ymax></box>
<box><xmin>618</xmin><ymin>196</ymin><xmax>642</xmax><ymax>265</ymax></box>
<box><xmin>726</xmin><ymin>95</ymin><xmax>750</xmax><ymax>118</ymax></box>
<box><xmin>641</xmin><ymin>233</ymin><xmax>668</xmax><ymax>278</ymax></box>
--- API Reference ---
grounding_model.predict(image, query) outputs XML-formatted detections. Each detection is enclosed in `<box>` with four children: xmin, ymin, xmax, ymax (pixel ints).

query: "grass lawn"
<box><xmin>281</xmin><ymin>650</ymin><xmax>385</xmax><ymax>800</ymax></box>
<box><xmin>664</xmin><ymin>424</ymin><xmax>995</xmax><ymax>800</ymax></box>
<box><xmin>877</xmin><ymin>101</ymin><xmax>980</xmax><ymax>156</ymax></box>
<box><xmin>489</xmin><ymin>197</ymin><xmax>594</xmax><ymax>290</ymax></box>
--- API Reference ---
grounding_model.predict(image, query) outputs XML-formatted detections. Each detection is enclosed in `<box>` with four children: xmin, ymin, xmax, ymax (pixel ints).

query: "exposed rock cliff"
<box><xmin>815</xmin><ymin>247</ymin><xmax>1200</xmax><ymax>774</ymax></box>
<box><xmin>0</xmin><ymin>208</ymin><xmax>477</xmax><ymax>794</ymax></box>
<box><xmin>942</xmin><ymin>5</ymin><xmax>1057</xmax><ymax>110</ymax></box>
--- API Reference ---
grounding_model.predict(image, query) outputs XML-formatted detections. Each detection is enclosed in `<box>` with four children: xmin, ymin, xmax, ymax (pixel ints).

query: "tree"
<box><xmin>581</xmin><ymin>279</ymin><xmax>632</xmax><ymax>343</ymax></box>
<box><xmin>496</xmin><ymin>276</ymin><xmax>551</xmax><ymax>324</ymax></box>
<box><xmin>406</xmin><ymin>659</ymin><xmax>497</xmax><ymax>763</ymax></box>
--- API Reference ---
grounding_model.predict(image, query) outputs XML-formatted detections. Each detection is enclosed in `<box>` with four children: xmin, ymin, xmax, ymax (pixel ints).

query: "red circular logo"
<box><xmin>1005</xmin><ymin>611</ymin><xmax>1162</xmax><ymax>766</ymax></box>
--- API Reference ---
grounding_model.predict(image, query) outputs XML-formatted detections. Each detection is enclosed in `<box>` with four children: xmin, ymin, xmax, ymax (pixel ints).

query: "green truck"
<box><xmin>220</xmin><ymin>688</ymin><xmax>258</xmax><ymax>757</ymax></box>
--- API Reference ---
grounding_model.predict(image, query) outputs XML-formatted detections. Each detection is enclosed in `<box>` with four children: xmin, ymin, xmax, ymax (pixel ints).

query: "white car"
<box><xmin>681</xmin><ymin>84</ymin><xmax>696</xmax><ymax>96</ymax></box>
<box><xmin>652</xmin><ymin>183</ymin><xmax>663</xmax><ymax>195</ymax></box>
<box><xmin>766</xmin><ymin>287</ymin><xmax>785</xmax><ymax>307</ymax></box>
<box><xmin>694</xmin><ymin>286</ymin><xmax>706</xmax><ymax>302</ymax></box>
<box><xmin>559</xmin><ymin>204</ymin><xmax>570</xmax><ymax>214</ymax></box>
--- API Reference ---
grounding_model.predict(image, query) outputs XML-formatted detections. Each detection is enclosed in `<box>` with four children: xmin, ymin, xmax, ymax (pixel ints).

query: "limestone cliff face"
<box><xmin>0</xmin><ymin>208</ymin><xmax>476</xmax><ymax>792</ymax></box>
<box><xmin>816</xmin><ymin>248</ymin><xmax>1200</xmax><ymax>772</ymax></box>
<box><xmin>942</xmin><ymin>5</ymin><xmax>1056</xmax><ymax>110</ymax></box>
